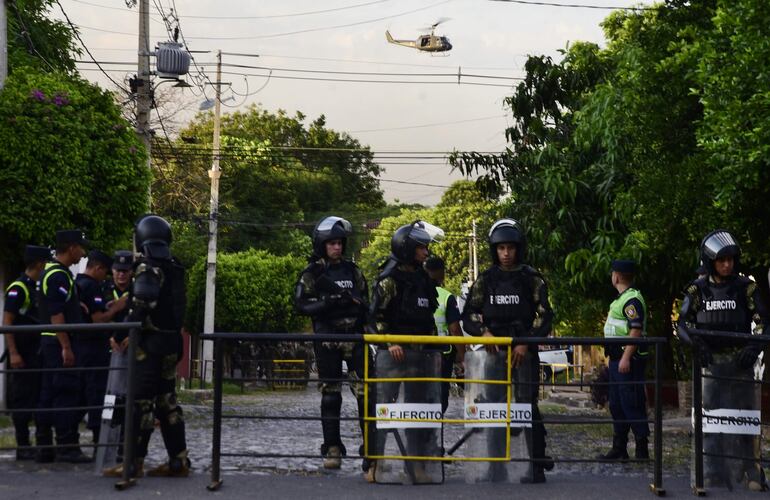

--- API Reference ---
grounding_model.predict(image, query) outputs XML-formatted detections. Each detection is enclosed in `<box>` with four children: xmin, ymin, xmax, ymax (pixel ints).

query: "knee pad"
<box><xmin>156</xmin><ymin>393</ymin><xmax>184</xmax><ymax>426</ymax></box>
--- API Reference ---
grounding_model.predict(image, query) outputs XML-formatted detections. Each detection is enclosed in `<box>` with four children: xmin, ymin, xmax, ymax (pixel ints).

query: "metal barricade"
<box><xmin>686</xmin><ymin>328</ymin><xmax>770</xmax><ymax>496</ymax></box>
<box><xmin>0</xmin><ymin>322</ymin><xmax>141</xmax><ymax>489</ymax></box>
<box><xmin>203</xmin><ymin>332</ymin><xmax>666</xmax><ymax>495</ymax></box>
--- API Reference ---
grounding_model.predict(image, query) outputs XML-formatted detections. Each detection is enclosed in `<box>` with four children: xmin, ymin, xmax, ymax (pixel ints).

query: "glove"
<box><xmin>736</xmin><ymin>345</ymin><xmax>762</xmax><ymax>370</ymax></box>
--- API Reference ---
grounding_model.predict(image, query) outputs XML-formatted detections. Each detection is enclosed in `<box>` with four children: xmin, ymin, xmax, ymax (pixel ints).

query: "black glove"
<box><xmin>736</xmin><ymin>345</ymin><xmax>763</xmax><ymax>370</ymax></box>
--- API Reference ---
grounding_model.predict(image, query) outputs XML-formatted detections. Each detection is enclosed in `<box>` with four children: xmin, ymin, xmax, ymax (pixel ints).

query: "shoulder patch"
<box><xmin>624</xmin><ymin>304</ymin><xmax>639</xmax><ymax>320</ymax></box>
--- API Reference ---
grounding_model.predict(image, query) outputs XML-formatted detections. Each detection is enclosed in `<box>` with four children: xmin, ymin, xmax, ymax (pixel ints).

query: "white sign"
<box><xmin>464</xmin><ymin>403</ymin><xmax>532</xmax><ymax>428</ymax></box>
<box><xmin>102</xmin><ymin>394</ymin><xmax>116</xmax><ymax>420</ymax></box>
<box><xmin>693</xmin><ymin>408</ymin><xmax>762</xmax><ymax>435</ymax></box>
<box><xmin>375</xmin><ymin>403</ymin><xmax>442</xmax><ymax>429</ymax></box>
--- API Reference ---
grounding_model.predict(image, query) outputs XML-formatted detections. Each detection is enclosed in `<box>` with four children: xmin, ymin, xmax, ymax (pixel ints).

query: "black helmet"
<box><xmin>134</xmin><ymin>214</ymin><xmax>172</xmax><ymax>260</ymax></box>
<box><xmin>390</xmin><ymin>220</ymin><xmax>444</xmax><ymax>264</ymax></box>
<box><xmin>700</xmin><ymin>229</ymin><xmax>741</xmax><ymax>275</ymax></box>
<box><xmin>488</xmin><ymin>218</ymin><xmax>526</xmax><ymax>264</ymax></box>
<box><xmin>312</xmin><ymin>216</ymin><xmax>353</xmax><ymax>258</ymax></box>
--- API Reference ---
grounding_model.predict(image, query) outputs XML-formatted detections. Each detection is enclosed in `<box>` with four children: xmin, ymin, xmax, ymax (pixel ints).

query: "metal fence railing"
<box><xmin>0</xmin><ymin>322</ymin><xmax>141</xmax><ymax>490</ymax></box>
<box><xmin>201</xmin><ymin>332</ymin><xmax>667</xmax><ymax>495</ymax></box>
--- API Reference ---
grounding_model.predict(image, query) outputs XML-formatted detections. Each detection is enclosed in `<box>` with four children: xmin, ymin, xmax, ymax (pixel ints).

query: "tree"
<box><xmin>7</xmin><ymin>0</ymin><xmax>79</xmax><ymax>73</ymax></box>
<box><xmin>358</xmin><ymin>181</ymin><xmax>498</xmax><ymax>294</ymax></box>
<box><xmin>152</xmin><ymin>105</ymin><xmax>385</xmax><ymax>255</ymax></box>
<box><xmin>0</xmin><ymin>68</ymin><xmax>149</xmax><ymax>263</ymax></box>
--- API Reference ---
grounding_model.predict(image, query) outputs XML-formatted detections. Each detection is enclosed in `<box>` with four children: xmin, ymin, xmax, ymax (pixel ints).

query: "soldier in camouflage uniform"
<box><xmin>462</xmin><ymin>218</ymin><xmax>554</xmax><ymax>483</ymax></box>
<box><xmin>294</xmin><ymin>216</ymin><xmax>372</xmax><ymax>473</ymax></box>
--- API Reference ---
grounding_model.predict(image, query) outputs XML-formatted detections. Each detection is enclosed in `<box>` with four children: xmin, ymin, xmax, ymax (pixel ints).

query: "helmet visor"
<box><xmin>702</xmin><ymin>231</ymin><xmax>739</xmax><ymax>260</ymax></box>
<box><xmin>316</xmin><ymin>216</ymin><xmax>353</xmax><ymax>235</ymax></box>
<box><xmin>411</xmin><ymin>221</ymin><xmax>445</xmax><ymax>245</ymax></box>
<box><xmin>488</xmin><ymin>218</ymin><xmax>520</xmax><ymax>238</ymax></box>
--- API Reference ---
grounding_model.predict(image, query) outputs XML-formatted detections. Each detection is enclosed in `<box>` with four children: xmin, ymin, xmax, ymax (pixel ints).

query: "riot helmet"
<box><xmin>134</xmin><ymin>214</ymin><xmax>172</xmax><ymax>260</ymax></box>
<box><xmin>700</xmin><ymin>229</ymin><xmax>741</xmax><ymax>275</ymax></box>
<box><xmin>488</xmin><ymin>218</ymin><xmax>526</xmax><ymax>264</ymax></box>
<box><xmin>312</xmin><ymin>216</ymin><xmax>353</xmax><ymax>259</ymax></box>
<box><xmin>390</xmin><ymin>220</ymin><xmax>444</xmax><ymax>264</ymax></box>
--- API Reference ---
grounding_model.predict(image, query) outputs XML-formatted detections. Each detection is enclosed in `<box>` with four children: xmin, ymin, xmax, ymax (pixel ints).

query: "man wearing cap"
<box><xmin>36</xmin><ymin>229</ymin><xmax>90</xmax><ymax>463</ymax></box>
<box><xmin>598</xmin><ymin>259</ymin><xmax>649</xmax><ymax>461</ymax></box>
<box><xmin>423</xmin><ymin>256</ymin><xmax>464</xmax><ymax>413</ymax></box>
<box><xmin>104</xmin><ymin>250</ymin><xmax>134</xmax><ymax>352</ymax></box>
<box><xmin>75</xmin><ymin>250</ymin><xmax>129</xmax><ymax>444</ymax></box>
<box><xmin>3</xmin><ymin>245</ymin><xmax>50</xmax><ymax>460</ymax></box>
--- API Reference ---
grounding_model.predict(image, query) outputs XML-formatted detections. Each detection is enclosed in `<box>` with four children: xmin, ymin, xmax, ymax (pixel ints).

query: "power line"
<box><xmin>54</xmin><ymin>0</ymin><xmax>130</xmax><ymax>94</ymax></box>
<box><xmin>69</xmin><ymin>0</ymin><xmax>391</xmax><ymax>20</ymax></box>
<box><xmin>350</xmin><ymin>115</ymin><xmax>507</xmax><ymax>133</ymax></box>
<box><xmin>70</xmin><ymin>0</ymin><xmax>453</xmax><ymax>40</ymax></box>
<box><xmin>490</xmin><ymin>0</ymin><xmax>655</xmax><ymax>10</ymax></box>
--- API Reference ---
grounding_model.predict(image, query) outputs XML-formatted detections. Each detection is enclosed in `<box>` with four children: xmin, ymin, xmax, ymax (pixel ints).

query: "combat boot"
<box><xmin>323</xmin><ymin>445</ymin><xmax>342</xmax><ymax>470</ymax></box>
<box><xmin>634</xmin><ymin>436</ymin><xmax>649</xmax><ymax>460</ymax></box>
<box><xmin>364</xmin><ymin>460</ymin><xmax>377</xmax><ymax>483</ymax></box>
<box><xmin>15</xmin><ymin>434</ymin><xmax>35</xmax><ymax>461</ymax></box>
<box><xmin>597</xmin><ymin>435</ymin><xmax>629</xmax><ymax>461</ymax></box>
<box><xmin>35</xmin><ymin>430</ymin><xmax>55</xmax><ymax>463</ymax></box>
<box><xmin>103</xmin><ymin>459</ymin><xmax>145</xmax><ymax>478</ymax></box>
<box><xmin>147</xmin><ymin>450</ymin><xmax>191</xmax><ymax>477</ymax></box>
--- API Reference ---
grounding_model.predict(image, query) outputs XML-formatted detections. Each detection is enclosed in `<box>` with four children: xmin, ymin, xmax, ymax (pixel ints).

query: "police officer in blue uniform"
<box><xmin>104</xmin><ymin>250</ymin><xmax>134</xmax><ymax>353</ymax></box>
<box><xmin>598</xmin><ymin>259</ymin><xmax>649</xmax><ymax>461</ymax></box>
<box><xmin>294</xmin><ymin>216</ymin><xmax>372</xmax><ymax>473</ymax></box>
<box><xmin>3</xmin><ymin>245</ymin><xmax>50</xmax><ymax>460</ymax></box>
<box><xmin>37</xmin><ymin>229</ymin><xmax>91</xmax><ymax>463</ymax></box>
<box><xmin>423</xmin><ymin>256</ymin><xmax>463</xmax><ymax>413</ymax></box>
<box><xmin>75</xmin><ymin>250</ymin><xmax>128</xmax><ymax>443</ymax></box>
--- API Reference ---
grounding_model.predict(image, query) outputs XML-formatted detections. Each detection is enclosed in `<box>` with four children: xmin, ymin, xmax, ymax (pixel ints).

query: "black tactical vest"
<box><xmin>381</xmin><ymin>265</ymin><xmax>437</xmax><ymax>334</ymax></box>
<box><xmin>139</xmin><ymin>256</ymin><xmax>186</xmax><ymax>356</ymax></box>
<box><xmin>694</xmin><ymin>276</ymin><xmax>751</xmax><ymax>334</ymax></box>
<box><xmin>480</xmin><ymin>266</ymin><xmax>536</xmax><ymax>337</ymax></box>
<box><xmin>313</xmin><ymin>260</ymin><xmax>364</xmax><ymax>324</ymax></box>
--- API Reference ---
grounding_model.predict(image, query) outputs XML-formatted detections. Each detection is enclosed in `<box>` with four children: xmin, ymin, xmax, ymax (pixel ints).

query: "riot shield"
<box><xmin>94</xmin><ymin>351</ymin><xmax>128</xmax><ymax>474</ymax></box>
<box><xmin>371</xmin><ymin>348</ymin><xmax>443</xmax><ymax>484</ymax></box>
<box><xmin>695</xmin><ymin>352</ymin><xmax>764</xmax><ymax>491</ymax></box>
<box><xmin>460</xmin><ymin>350</ymin><xmax>531</xmax><ymax>483</ymax></box>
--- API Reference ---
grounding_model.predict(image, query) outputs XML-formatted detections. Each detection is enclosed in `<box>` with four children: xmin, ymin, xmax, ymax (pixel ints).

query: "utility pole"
<box><xmin>471</xmin><ymin>219</ymin><xmax>478</xmax><ymax>281</ymax></box>
<box><xmin>137</xmin><ymin>0</ymin><xmax>152</xmax><ymax>205</ymax></box>
<box><xmin>201</xmin><ymin>50</ymin><xmax>222</xmax><ymax>382</ymax></box>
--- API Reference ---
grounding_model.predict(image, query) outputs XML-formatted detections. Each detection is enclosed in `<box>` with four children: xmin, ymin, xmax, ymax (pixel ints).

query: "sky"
<box><xmin>53</xmin><ymin>0</ymin><xmax>653</xmax><ymax>205</ymax></box>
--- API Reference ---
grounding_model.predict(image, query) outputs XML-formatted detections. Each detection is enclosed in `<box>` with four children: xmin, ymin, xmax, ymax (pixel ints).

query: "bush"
<box><xmin>186</xmin><ymin>249</ymin><xmax>308</xmax><ymax>333</ymax></box>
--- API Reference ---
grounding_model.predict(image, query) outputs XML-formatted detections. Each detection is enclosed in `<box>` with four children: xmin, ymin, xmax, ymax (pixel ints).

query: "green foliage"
<box><xmin>7</xmin><ymin>0</ymin><xmax>79</xmax><ymax>73</ymax></box>
<box><xmin>0</xmin><ymin>67</ymin><xmax>149</xmax><ymax>263</ymax></box>
<box><xmin>153</xmin><ymin>105</ymin><xmax>385</xmax><ymax>255</ymax></box>
<box><xmin>452</xmin><ymin>1</ymin><xmax>770</xmax><ymax>343</ymax></box>
<box><xmin>358</xmin><ymin>181</ymin><xmax>498</xmax><ymax>294</ymax></box>
<box><xmin>186</xmin><ymin>249</ymin><xmax>307</xmax><ymax>334</ymax></box>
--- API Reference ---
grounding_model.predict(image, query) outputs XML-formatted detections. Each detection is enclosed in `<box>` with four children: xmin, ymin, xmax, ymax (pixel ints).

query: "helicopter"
<box><xmin>385</xmin><ymin>18</ymin><xmax>452</xmax><ymax>54</ymax></box>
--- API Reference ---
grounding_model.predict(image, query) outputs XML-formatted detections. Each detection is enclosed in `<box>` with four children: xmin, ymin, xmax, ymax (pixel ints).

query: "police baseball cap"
<box><xmin>611</xmin><ymin>259</ymin><xmax>636</xmax><ymax>274</ymax></box>
<box><xmin>88</xmin><ymin>250</ymin><xmax>113</xmax><ymax>268</ymax></box>
<box><xmin>23</xmin><ymin>245</ymin><xmax>51</xmax><ymax>265</ymax></box>
<box><xmin>56</xmin><ymin>229</ymin><xmax>90</xmax><ymax>248</ymax></box>
<box><xmin>112</xmin><ymin>250</ymin><xmax>134</xmax><ymax>271</ymax></box>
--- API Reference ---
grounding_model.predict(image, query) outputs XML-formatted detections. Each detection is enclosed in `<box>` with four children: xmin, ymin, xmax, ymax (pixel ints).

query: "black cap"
<box><xmin>24</xmin><ymin>245</ymin><xmax>51</xmax><ymax>265</ymax></box>
<box><xmin>112</xmin><ymin>250</ymin><xmax>134</xmax><ymax>271</ymax></box>
<box><xmin>424</xmin><ymin>256</ymin><xmax>445</xmax><ymax>271</ymax></box>
<box><xmin>56</xmin><ymin>229</ymin><xmax>89</xmax><ymax>248</ymax></box>
<box><xmin>611</xmin><ymin>259</ymin><xmax>636</xmax><ymax>274</ymax></box>
<box><xmin>87</xmin><ymin>250</ymin><xmax>113</xmax><ymax>268</ymax></box>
